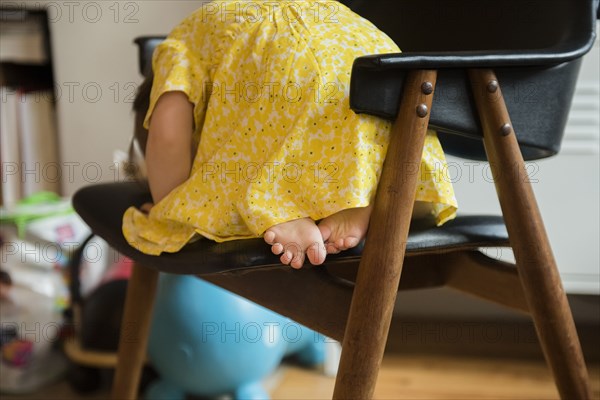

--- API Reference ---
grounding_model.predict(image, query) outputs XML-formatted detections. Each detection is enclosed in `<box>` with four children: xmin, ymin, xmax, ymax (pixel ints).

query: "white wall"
<box><xmin>22</xmin><ymin>0</ymin><xmax>205</xmax><ymax>195</ymax></box>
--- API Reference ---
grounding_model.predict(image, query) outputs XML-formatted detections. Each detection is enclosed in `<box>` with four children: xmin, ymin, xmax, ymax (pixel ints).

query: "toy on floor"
<box><xmin>146</xmin><ymin>274</ymin><xmax>325</xmax><ymax>400</ymax></box>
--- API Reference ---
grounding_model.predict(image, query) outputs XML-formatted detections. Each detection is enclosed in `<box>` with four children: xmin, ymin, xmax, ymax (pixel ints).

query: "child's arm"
<box><xmin>145</xmin><ymin>91</ymin><xmax>194</xmax><ymax>204</ymax></box>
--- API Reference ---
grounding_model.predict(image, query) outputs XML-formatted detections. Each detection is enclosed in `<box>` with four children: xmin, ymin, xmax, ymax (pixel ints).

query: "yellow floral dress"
<box><xmin>122</xmin><ymin>0</ymin><xmax>458</xmax><ymax>255</ymax></box>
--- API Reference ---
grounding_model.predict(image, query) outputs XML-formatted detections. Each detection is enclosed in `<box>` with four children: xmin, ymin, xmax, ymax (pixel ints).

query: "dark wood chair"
<box><xmin>73</xmin><ymin>1</ymin><xmax>599</xmax><ymax>398</ymax></box>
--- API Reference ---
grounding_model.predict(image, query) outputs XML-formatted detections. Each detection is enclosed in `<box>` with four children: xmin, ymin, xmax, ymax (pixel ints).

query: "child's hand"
<box><xmin>140</xmin><ymin>202</ymin><xmax>154</xmax><ymax>214</ymax></box>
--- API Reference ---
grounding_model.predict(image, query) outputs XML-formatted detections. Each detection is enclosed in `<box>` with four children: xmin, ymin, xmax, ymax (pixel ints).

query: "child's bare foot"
<box><xmin>318</xmin><ymin>205</ymin><xmax>372</xmax><ymax>254</ymax></box>
<box><xmin>264</xmin><ymin>218</ymin><xmax>327</xmax><ymax>269</ymax></box>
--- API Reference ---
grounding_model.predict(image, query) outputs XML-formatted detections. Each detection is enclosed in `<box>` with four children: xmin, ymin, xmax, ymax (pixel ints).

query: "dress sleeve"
<box><xmin>143</xmin><ymin>37</ymin><xmax>209</xmax><ymax>131</ymax></box>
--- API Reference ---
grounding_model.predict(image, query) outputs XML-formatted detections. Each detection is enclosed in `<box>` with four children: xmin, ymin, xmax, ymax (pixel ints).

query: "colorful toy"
<box><xmin>1</xmin><ymin>339</ymin><xmax>33</xmax><ymax>368</ymax></box>
<box><xmin>146</xmin><ymin>274</ymin><xmax>325</xmax><ymax>400</ymax></box>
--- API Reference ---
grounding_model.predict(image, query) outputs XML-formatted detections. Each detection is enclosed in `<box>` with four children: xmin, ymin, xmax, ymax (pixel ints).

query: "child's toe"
<box><xmin>290</xmin><ymin>252</ymin><xmax>305</xmax><ymax>269</ymax></box>
<box><xmin>326</xmin><ymin>243</ymin><xmax>340</xmax><ymax>254</ymax></box>
<box><xmin>264</xmin><ymin>230</ymin><xmax>276</xmax><ymax>245</ymax></box>
<box><xmin>344</xmin><ymin>237</ymin><xmax>359</xmax><ymax>249</ymax></box>
<box><xmin>307</xmin><ymin>242</ymin><xmax>326</xmax><ymax>265</ymax></box>
<box><xmin>271</xmin><ymin>243</ymin><xmax>284</xmax><ymax>255</ymax></box>
<box><xmin>280</xmin><ymin>250</ymin><xmax>293</xmax><ymax>265</ymax></box>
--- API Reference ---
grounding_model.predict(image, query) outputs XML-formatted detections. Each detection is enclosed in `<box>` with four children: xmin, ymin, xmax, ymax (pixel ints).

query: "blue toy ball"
<box><xmin>146</xmin><ymin>274</ymin><xmax>325</xmax><ymax>400</ymax></box>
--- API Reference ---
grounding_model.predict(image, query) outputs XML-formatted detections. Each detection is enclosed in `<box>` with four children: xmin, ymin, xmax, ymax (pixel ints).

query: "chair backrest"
<box><xmin>344</xmin><ymin>0</ymin><xmax>598</xmax><ymax>160</ymax></box>
<box><xmin>345</xmin><ymin>0</ymin><xmax>596</xmax><ymax>55</ymax></box>
<box><xmin>134</xmin><ymin>36</ymin><xmax>165</xmax><ymax>77</ymax></box>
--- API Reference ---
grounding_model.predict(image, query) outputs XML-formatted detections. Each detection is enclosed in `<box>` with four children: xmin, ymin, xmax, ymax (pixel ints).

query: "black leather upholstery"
<box><xmin>347</xmin><ymin>0</ymin><xmax>598</xmax><ymax>160</ymax></box>
<box><xmin>346</xmin><ymin>0</ymin><xmax>597</xmax><ymax>59</ymax></box>
<box><xmin>72</xmin><ymin>183</ymin><xmax>509</xmax><ymax>275</ymax></box>
<box><xmin>134</xmin><ymin>36</ymin><xmax>165</xmax><ymax>76</ymax></box>
<box><xmin>351</xmin><ymin>60</ymin><xmax>582</xmax><ymax>160</ymax></box>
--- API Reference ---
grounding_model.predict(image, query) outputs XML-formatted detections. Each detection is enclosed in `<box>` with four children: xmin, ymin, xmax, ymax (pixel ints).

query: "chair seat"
<box><xmin>73</xmin><ymin>182</ymin><xmax>509</xmax><ymax>275</ymax></box>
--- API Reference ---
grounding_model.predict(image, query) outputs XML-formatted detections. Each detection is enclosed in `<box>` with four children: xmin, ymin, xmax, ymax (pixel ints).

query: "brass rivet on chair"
<box><xmin>500</xmin><ymin>123</ymin><xmax>512</xmax><ymax>136</ymax></box>
<box><xmin>421</xmin><ymin>82</ymin><xmax>433</xmax><ymax>95</ymax></box>
<box><xmin>416</xmin><ymin>104</ymin><xmax>428</xmax><ymax>118</ymax></box>
<box><xmin>487</xmin><ymin>80</ymin><xmax>499</xmax><ymax>93</ymax></box>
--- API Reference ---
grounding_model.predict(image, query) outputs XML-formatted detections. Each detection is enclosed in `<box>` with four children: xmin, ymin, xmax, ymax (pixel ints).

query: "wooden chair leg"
<box><xmin>469</xmin><ymin>68</ymin><xmax>592</xmax><ymax>400</ymax></box>
<box><xmin>111</xmin><ymin>263</ymin><xmax>159</xmax><ymax>400</ymax></box>
<box><xmin>333</xmin><ymin>70</ymin><xmax>438</xmax><ymax>399</ymax></box>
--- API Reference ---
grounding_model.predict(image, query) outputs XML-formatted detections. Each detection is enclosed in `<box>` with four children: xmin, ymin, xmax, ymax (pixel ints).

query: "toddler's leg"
<box><xmin>264</xmin><ymin>218</ymin><xmax>326</xmax><ymax>269</ymax></box>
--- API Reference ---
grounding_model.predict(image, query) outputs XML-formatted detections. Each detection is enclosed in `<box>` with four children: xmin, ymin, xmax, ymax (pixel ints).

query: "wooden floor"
<box><xmin>4</xmin><ymin>354</ymin><xmax>599</xmax><ymax>400</ymax></box>
<box><xmin>274</xmin><ymin>355</ymin><xmax>600</xmax><ymax>400</ymax></box>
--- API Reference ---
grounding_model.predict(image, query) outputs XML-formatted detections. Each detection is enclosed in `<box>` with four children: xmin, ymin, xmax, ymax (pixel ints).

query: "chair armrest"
<box><xmin>353</xmin><ymin>44</ymin><xmax>595</xmax><ymax>71</ymax></box>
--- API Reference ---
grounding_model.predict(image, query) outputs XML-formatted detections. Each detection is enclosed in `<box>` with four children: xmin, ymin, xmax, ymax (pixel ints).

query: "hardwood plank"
<box><xmin>4</xmin><ymin>354</ymin><xmax>599</xmax><ymax>399</ymax></box>
<box><xmin>272</xmin><ymin>355</ymin><xmax>600</xmax><ymax>400</ymax></box>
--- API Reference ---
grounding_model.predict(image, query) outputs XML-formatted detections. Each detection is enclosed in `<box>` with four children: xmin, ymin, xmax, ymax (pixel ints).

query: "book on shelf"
<box><xmin>1</xmin><ymin>7</ymin><xmax>59</xmax><ymax>206</ymax></box>
<box><xmin>0</xmin><ymin>86</ymin><xmax>22</xmax><ymax>205</ymax></box>
<box><xmin>18</xmin><ymin>89</ymin><xmax>60</xmax><ymax>198</ymax></box>
<box><xmin>1</xmin><ymin>87</ymin><xmax>59</xmax><ymax>206</ymax></box>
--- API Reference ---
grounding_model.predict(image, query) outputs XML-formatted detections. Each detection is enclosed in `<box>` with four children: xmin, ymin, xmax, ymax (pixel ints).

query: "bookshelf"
<box><xmin>0</xmin><ymin>7</ymin><xmax>60</xmax><ymax>206</ymax></box>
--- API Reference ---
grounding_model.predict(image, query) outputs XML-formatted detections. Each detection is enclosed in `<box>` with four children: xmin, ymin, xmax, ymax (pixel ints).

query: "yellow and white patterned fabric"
<box><xmin>123</xmin><ymin>0</ymin><xmax>458</xmax><ymax>255</ymax></box>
